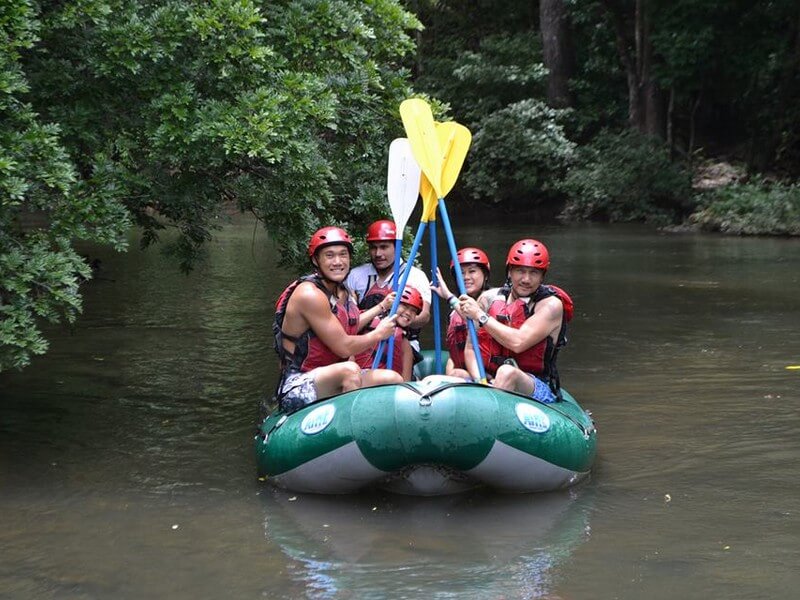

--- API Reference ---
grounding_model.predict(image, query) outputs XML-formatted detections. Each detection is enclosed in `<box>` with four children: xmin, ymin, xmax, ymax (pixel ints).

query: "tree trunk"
<box><xmin>540</xmin><ymin>0</ymin><xmax>574</xmax><ymax>108</ymax></box>
<box><xmin>414</xmin><ymin>0</ymin><xmax>423</xmax><ymax>77</ymax></box>
<box><xmin>667</xmin><ymin>87</ymin><xmax>674</xmax><ymax>156</ymax></box>
<box><xmin>601</xmin><ymin>0</ymin><xmax>664</xmax><ymax>137</ymax></box>
<box><xmin>689</xmin><ymin>91</ymin><xmax>702</xmax><ymax>160</ymax></box>
<box><xmin>638</xmin><ymin>0</ymin><xmax>664</xmax><ymax>137</ymax></box>
<box><xmin>601</xmin><ymin>0</ymin><xmax>640</xmax><ymax>127</ymax></box>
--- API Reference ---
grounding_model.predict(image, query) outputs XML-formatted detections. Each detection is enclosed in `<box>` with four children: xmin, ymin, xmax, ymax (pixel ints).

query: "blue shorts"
<box><xmin>528</xmin><ymin>374</ymin><xmax>557</xmax><ymax>403</ymax></box>
<box><xmin>279</xmin><ymin>370</ymin><xmax>318</xmax><ymax>413</ymax></box>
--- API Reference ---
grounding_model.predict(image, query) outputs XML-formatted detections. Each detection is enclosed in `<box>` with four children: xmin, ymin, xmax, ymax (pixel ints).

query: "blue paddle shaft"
<box><xmin>438</xmin><ymin>199</ymin><xmax>487</xmax><ymax>381</ymax></box>
<box><xmin>430</xmin><ymin>222</ymin><xmax>442</xmax><ymax>374</ymax></box>
<box><xmin>385</xmin><ymin>238</ymin><xmax>403</xmax><ymax>369</ymax></box>
<box><xmin>372</xmin><ymin>222</ymin><xmax>428</xmax><ymax>370</ymax></box>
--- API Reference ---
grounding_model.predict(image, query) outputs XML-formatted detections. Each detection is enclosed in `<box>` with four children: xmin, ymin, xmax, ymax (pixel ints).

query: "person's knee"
<box><xmin>372</xmin><ymin>369</ymin><xmax>403</xmax><ymax>385</ymax></box>
<box><xmin>494</xmin><ymin>365</ymin><xmax>516</xmax><ymax>389</ymax></box>
<box><xmin>450</xmin><ymin>368</ymin><xmax>470</xmax><ymax>379</ymax></box>
<box><xmin>384</xmin><ymin>370</ymin><xmax>403</xmax><ymax>384</ymax></box>
<box><xmin>495</xmin><ymin>364</ymin><xmax>515</xmax><ymax>381</ymax></box>
<box><xmin>340</xmin><ymin>361</ymin><xmax>362</xmax><ymax>388</ymax></box>
<box><xmin>493</xmin><ymin>364</ymin><xmax>522</xmax><ymax>390</ymax></box>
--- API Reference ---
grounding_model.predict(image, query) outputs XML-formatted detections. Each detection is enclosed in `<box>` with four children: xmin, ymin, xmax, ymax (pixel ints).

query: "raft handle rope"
<box><xmin>413</xmin><ymin>381</ymin><xmax>594</xmax><ymax>438</ymax></box>
<box><xmin>406</xmin><ymin>379</ymin><xmax>586</xmax><ymax>427</ymax></box>
<box><xmin>257</xmin><ymin>414</ymin><xmax>288</xmax><ymax>444</ymax></box>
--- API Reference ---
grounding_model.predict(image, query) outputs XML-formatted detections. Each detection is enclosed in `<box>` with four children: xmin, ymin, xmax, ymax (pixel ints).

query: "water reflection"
<box><xmin>262</xmin><ymin>486</ymin><xmax>594</xmax><ymax>599</ymax></box>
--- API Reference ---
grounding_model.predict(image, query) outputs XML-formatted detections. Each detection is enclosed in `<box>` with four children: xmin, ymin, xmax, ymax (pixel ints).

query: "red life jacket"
<box><xmin>356</xmin><ymin>264</ymin><xmax>422</xmax><ymax>344</ymax></box>
<box><xmin>352</xmin><ymin>275</ymin><xmax>393</xmax><ymax>368</ymax></box>
<box><xmin>446</xmin><ymin>310</ymin><xmax>468</xmax><ymax>370</ymax></box>
<box><xmin>354</xmin><ymin>323</ymin><xmax>406</xmax><ymax>375</ymax></box>
<box><xmin>273</xmin><ymin>274</ymin><xmax>360</xmax><ymax>373</ymax></box>
<box><xmin>357</xmin><ymin>274</ymin><xmax>394</xmax><ymax>312</ymax></box>
<box><xmin>477</xmin><ymin>284</ymin><xmax>574</xmax><ymax>391</ymax></box>
<box><xmin>356</xmin><ymin>262</ymin><xmax>410</xmax><ymax>311</ymax></box>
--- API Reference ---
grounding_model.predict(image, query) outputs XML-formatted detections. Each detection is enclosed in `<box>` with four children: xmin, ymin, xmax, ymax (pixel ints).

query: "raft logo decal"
<box><xmin>516</xmin><ymin>403</ymin><xmax>550</xmax><ymax>433</ymax></box>
<box><xmin>300</xmin><ymin>405</ymin><xmax>336</xmax><ymax>435</ymax></box>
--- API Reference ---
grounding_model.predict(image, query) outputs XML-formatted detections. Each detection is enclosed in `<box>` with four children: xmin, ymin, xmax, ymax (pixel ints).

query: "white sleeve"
<box><xmin>346</xmin><ymin>264</ymin><xmax>371</xmax><ymax>302</ymax></box>
<box><xmin>345</xmin><ymin>271</ymin><xmax>358</xmax><ymax>299</ymax></box>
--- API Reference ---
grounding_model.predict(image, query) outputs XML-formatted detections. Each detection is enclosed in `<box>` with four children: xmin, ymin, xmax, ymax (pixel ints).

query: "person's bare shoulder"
<box><xmin>291</xmin><ymin>281</ymin><xmax>329</xmax><ymax>312</ymax></box>
<box><xmin>534</xmin><ymin>294</ymin><xmax>563</xmax><ymax>320</ymax></box>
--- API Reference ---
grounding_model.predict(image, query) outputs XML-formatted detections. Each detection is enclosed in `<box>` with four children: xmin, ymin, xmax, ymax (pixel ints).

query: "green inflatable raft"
<box><xmin>256</xmin><ymin>353</ymin><xmax>596</xmax><ymax>496</ymax></box>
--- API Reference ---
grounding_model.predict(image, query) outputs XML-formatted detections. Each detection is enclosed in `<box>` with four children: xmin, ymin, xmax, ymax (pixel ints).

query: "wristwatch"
<box><xmin>477</xmin><ymin>312</ymin><xmax>489</xmax><ymax>327</ymax></box>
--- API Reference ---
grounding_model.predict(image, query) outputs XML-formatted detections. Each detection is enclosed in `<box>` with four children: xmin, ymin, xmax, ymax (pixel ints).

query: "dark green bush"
<box><xmin>464</xmin><ymin>99</ymin><xmax>575</xmax><ymax>204</ymax></box>
<box><xmin>690</xmin><ymin>180</ymin><xmax>800</xmax><ymax>235</ymax></box>
<box><xmin>561</xmin><ymin>130</ymin><xmax>693</xmax><ymax>224</ymax></box>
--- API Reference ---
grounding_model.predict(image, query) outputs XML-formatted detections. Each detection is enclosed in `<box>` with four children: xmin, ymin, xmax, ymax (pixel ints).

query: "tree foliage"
<box><xmin>2</xmin><ymin>0</ymin><xmax>420</xmax><ymax>370</ymax></box>
<box><xmin>413</xmin><ymin>0</ymin><xmax>799</xmax><ymax>229</ymax></box>
<box><xmin>24</xmin><ymin>0</ymin><xmax>419</xmax><ymax>270</ymax></box>
<box><xmin>465</xmin><ymin>99</ymin><xmax>574</xmax><ymax>204</ymax></box>
<box><xmin>411</xmin><ymin>2</ymin><xmax>571</xmax><ymax>206</ymax></box>
<box><xmin>1</xmin><ymin>0</ymin><xmax>130</xmax><ymax>371</ymax></box>
<box><xmin>561</xmin><ymin>129</ymin><xmax>693</xmax><ymax>224</ymax></box>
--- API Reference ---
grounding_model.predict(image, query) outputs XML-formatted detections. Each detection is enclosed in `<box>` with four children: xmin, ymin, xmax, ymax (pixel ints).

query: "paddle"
<box><xmin>382</xmin><ymin>138</ymin><xmax>421</xmax><ymax>369</ymax></box>
<box><xmin>379</xmin><ymin>99</ymin><xmax>486</xmax><ymax>381</ymax></box>
<box><xmin>372</xmin><ymin>101</ymin><xmax>442</xmax><ymax>370</ymax></box>
<box><xmin>419</xmin><ymin>120</ymin><xmax>472</xmax><ymax>373</ymax></box>
<box><xmin>400</xmin><ymin>99</ymin><xmax>443</xmax><ymax>200</ymax></box>
<box><xmin>430</xmin><ymin>121</ymin><xmax>487</xmax><ymax>383</ymax></box>
<box><xmin>428</xmin><ymin>202</ymin><xmax>443</xmax><ymax>374</ymax></box>
<box><xmin>420</xmin><ymin>175</ymin><xmax>438</xmax><ymax>222</ymax></box>
<box><xmin>386</xmin><ymin>138</ymin><xmax>421</xmax><ymax>235</ymax></box>
<box><xmin>400</xmin><ymin>100</ymin><xmax>448</xmax><ymax>374</ymax></box>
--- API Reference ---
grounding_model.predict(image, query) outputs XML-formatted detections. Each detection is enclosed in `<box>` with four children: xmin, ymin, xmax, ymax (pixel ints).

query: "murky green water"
<box><xmin>2</xmin><ymin>215</ymin><xmax>799</xmax><ymax>599</ymax></box>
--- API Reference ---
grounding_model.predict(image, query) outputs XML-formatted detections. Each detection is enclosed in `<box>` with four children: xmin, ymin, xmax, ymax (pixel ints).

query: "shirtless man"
<box><xmin>274</xmin><ymin>227</ymin><xmax>402</xmax><ymax>413</ymax></box>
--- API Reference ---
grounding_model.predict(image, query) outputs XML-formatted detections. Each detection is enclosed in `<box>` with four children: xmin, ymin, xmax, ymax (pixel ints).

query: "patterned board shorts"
<box><xmin>528</xmin><ymin>374</ymin><xmax>557</xmax><ymax>403</ymax></box>
<box><xmin>278</xmin><ymin>370</ymin><xmax>318</xmax><ymax>414</ymax></box>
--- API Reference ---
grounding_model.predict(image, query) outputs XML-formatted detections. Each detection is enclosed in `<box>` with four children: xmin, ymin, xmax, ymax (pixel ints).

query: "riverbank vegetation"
<box><xmin>2</xmin><ymin>0</ymin><xmax>798</xmax><ymax>370</ymax></box>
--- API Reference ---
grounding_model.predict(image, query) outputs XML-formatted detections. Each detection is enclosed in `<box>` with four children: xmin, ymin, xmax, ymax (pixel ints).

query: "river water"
<box><xmin>1</xmin><ymin>216</ymin><xmax>798</xmax><ymax>599</ymax></box>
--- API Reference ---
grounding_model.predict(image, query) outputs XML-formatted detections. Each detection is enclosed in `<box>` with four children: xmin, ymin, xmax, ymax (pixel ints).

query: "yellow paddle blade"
<box><xmin>435</xmin><ymin>121</ymin><xmax>472</xmax><ymax>198</ymax></box>
<box><xmin>419</xmin><ymin>173</ymin><xmax>438</xmax><ymax>222</ymax></box>
<box><xmin>400</xmin><ymin>99</ymin><xmax>443</xmax><ymax>201</ymax></box>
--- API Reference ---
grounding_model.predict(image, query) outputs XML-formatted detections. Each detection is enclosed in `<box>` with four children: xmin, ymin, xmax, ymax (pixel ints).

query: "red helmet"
<box><xmin>506</xmin><ymin>239</ymin><xmax>550</xmax><ymax>270</ymax></box>
<box><xmin>308</xmin><ymin>226</ymin><xmax>353</xmax><ymax>257</ymax></box>
<box><xmin>366</xmin><ymin>220</ymin><xmax>397</xmax><ymax>242</ymax></box>
<box><xmin>399</xmin><ymin>286</ymin><xmax>423</xmax><ymax>312</ymax></box>
<box><xmin>450</xmin><ymin>247</ymin><xmax>491</xmax><ymax>272</ymax></box>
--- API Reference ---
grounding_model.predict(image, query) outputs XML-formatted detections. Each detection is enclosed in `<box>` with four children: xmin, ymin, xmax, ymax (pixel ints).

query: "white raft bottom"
<box><xmin>271</xmin><ymin>440</ymin><xmax>588</xmax><ymax>496</ymax></box>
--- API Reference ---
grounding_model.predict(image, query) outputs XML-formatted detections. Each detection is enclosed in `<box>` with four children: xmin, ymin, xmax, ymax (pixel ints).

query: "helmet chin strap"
<box><xmin>315</xmin><ymin>265</ymin><xmax>350</xmax><ymax>299</ymax></box>
<box><xmin>310</xmin><ymin>257</ymin><xmax>341</xmax><ymax>293</ymax></box>
<box><xmin>316</xmin><ymin>270</ymin><xmax>346</xmax><ymax>292</ymax></box>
